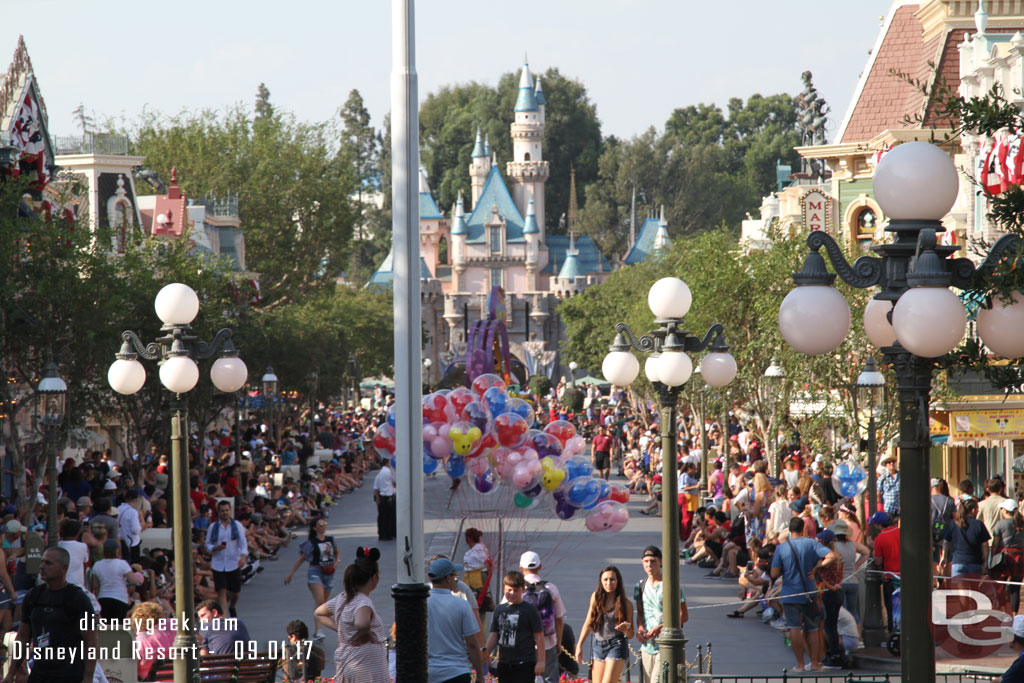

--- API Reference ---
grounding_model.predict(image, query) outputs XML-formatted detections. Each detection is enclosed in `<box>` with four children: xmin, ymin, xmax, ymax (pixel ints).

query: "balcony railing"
<box><xmin>53</xmin><ymin>133</ymin><xmax>130</xmax><ymax>156</ymax></box>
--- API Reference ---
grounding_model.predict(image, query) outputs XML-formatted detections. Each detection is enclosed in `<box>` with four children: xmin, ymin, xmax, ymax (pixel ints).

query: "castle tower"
<box><xmin>523</xmin><ymin>195</ymin><xmax>540</xmax><ymax>291</ymax></box>
<box><xmin>451</xmin><ymin>190</ymin><xmax>467</xmax><ymax>291</ymax></box>
<box><xmin>469</xmin><ymin>127</ymin><xmax>490</xmax><ymax>209</ymax></box>
<box><xmin>506</xmin><ymin>60</ymin><xmax>549</xmax><ymax>237</ymax></box>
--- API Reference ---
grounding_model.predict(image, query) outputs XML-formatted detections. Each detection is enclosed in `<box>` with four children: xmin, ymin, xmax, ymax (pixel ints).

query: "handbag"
<box><xmin>321</xmin><ymin>564</ymin><xmax>336</xmax><ymax>575</ymax></box>
<box><xmin>988</xmin><ymin>547</ymin><xmax>1006</xmax><ymax>572</ymax></box>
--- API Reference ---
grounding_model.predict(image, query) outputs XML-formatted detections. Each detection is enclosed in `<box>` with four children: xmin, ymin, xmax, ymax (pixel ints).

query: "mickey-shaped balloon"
<box><xmin>482</xmin><ymin>386</ymin><xmax>510</xmax><ymax>419</ymax></box>
<box><xmin>449</xmin><ymin>422</ymin><xmax>482</xmax><ymax>456</ymax></box>
<box><xmin>494</xmin><ymin>412</ymin><xmax>529</xmax><ymax>448</ymax></box>
<box><xmin>831</xmin><ymin>460</ymin><xmax>868</xmax><ymax>498</ymax></box>
<box><xmin>584</xmin><ymin>501</ymin><xmax>629</xmax><ymax>533</ymax></box>
<box><xmin>422</xmin><ymin>392</ymin><xmax>454</xmax><ymax>424</ymax></box>
<box><xmin>445</xmin><ymin>454</ymin><xmax>467</xmax><ymax>479</ymax></box>
<box><xmin>471</xmin><ymin>373</ymin><xmax>507</xmax><ymax>398</ymax></box>
<box><xmin>544</xmin><ymin>420</ymin><xmax>577</xmax><ymax>446</ymax></box>
<box><xmin>506</xmin><ymin>397</ymin><xmax>536</xmax><ymax>427</ymax></box>
<box><xmin>540</xmin><ymin>456</ymin><xmax>567</xmax><ymax>491</ymax></box>
<box><xmin>373</xmin><ymin>424</ymin><xmax>396</xmax><ymax>455</ymax></box>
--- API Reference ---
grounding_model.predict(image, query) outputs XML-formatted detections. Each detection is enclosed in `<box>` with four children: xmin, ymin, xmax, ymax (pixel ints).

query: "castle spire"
<box><xmin>451</xmin><ymin>190</ymin><xmax>467</xmax><ymax>235</ymax></box>
<box><xmin>471</xmin><ymin>127</ymin><xmax>485</xmax><ymax>158</ymax></box>
<box><xmin>514</xmin><ymin>60</ymin><xmax>538</xmax><ymax>112</ymax></box>
<box><xmin>483</xmin><ymin>134</ymin><xmax>491</xmax><ymax>157</ymax></box>
<box><xmin>567</xmin><ymin>165</ymin><xmax>579</xmax><ymax>235</ymax></box>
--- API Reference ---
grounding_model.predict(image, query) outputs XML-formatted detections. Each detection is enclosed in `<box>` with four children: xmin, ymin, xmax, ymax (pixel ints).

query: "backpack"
<box><xmin>633</xmin><ymin>577</ymin><xmax>648</xmax><ymax>626</ymax></box>
<box><xmin>931</xmin><ymin>497</ymin><xmax>953</xmax><ymax>543</ymax></box>
<box><xmin>523</xmin><ymin>579</ymin><xmax>556</xmax><ymax>636</ymax></box>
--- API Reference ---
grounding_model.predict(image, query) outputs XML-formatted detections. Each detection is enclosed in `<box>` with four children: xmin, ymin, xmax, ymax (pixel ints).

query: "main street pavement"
<box><xmin>236</xmin><ymin>469</ymin><xmax>895</xmax><ymax>678</ymax></box>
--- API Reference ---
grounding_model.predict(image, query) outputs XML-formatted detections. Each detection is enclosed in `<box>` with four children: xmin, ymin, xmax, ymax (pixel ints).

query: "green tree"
<box><xmin>559</xmin><ymin>225</ymin><xmax>870</xmax><ymax>460</ymax></box>
<box><xmin>579</xmin><ymin>93</ymin><xmax>802</xmax><ymax>259</ymax></box>
<box><xmin>124</xmin><ymin>105</ymin><xmax>359</xmax><ymax>307</ymax></box>
<box><xmin>254</xmin><ymin>83</ymin><xmax>273</xmax><ymax>120</ymax></box>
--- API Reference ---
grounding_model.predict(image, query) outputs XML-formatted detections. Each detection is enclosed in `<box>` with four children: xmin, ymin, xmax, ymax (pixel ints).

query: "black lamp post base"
<box><xmin>392</xmin><ymin>582</ymin><xmax>429</xmax><ymax>683</ymax></box>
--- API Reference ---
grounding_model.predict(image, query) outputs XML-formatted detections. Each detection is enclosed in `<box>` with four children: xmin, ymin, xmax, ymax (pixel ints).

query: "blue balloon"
<box><xmin>482</xmin><ymin>386</ymin><xmax>509</xmax><ymax>419</ymax></box>
<box><xmin>566</xmin><ymin>477</ymin><xmax>590</xmax><ymax>507</ymax></box>
<box><xmin>461</xmin><ymin>401</ymin><xmax>493</xmax><ymax>434</ymax></box>
<box><xmin>386</xmin><ymin>405</ymin><xmax>397</xmax><ymax>428</ymax></box>
<box><xmin>445</xmin><ymin>454</ymin><xmax>466</xmax><ymax>479</ymax></box>
<box><xmin>831</xmin><ymin>461</ymin><xmax>867</xmax><ymax>498</ymax></box>
<box><xmin>566</xmin><ymin>455</ymin><xmax>592</xmax><ymax>481</ymax></box>
<box><xmin>390</xmin><ymin>456</ymin><xmax>397</xmax><ymax>469</ymax></box>
<box><xmin>584</xmin><ymin>481</ymin><xmax>612</xmax><ymax>510</ymax></box>
<box><xmin>423</xmin><ymin>453</ymin><xmax>439</xmax><ymax>474</ymax></box>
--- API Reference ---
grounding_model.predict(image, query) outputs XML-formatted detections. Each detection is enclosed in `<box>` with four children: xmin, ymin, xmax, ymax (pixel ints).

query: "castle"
<box><xmin>370</xmin><ymin>61</ymin><xmax>633</xmax><ymax>381</ymax></box>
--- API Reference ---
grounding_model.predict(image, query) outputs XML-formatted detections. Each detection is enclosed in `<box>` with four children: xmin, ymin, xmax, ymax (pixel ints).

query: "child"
<box><xmin>486</xmin><ymin>571</ymin><xmax>544</xmax><ymax>683</ymax></box>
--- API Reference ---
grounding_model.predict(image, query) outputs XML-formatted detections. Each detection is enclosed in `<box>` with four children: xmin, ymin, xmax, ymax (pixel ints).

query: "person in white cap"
<box><xmin>1005</xmin><ymin>614</ymin><xmax>1024</xmax><ymax>680</ymax></box>
<box><xmin>506</xmin><ymin>550</ymin><xmax>566</xmax><ymax>683</ymax></box>
<box><xmin>991</xmin><ymin>497</ymin><xmax>1024</xmax><ymax>614</ymax></box>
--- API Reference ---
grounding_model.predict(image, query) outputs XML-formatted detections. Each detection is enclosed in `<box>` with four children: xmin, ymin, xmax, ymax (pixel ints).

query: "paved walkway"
<box><xmin>233</xmin><ymin>470</ymin><xmax>985</xmax><ymax>679</ymax></box>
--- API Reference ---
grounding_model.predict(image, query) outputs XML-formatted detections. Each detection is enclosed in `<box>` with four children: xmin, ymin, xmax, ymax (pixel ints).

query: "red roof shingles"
<box><xmin>842</xmin><ymin>5</ymin><xmax>928</xmax><ymax>143</ymax></box>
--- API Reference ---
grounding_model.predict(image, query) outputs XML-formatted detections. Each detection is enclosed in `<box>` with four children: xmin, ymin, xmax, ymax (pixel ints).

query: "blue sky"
<box><xmin>18</xmin><ymin>0</ymin><xmax>893</xmax><ymax>142</ymax></box>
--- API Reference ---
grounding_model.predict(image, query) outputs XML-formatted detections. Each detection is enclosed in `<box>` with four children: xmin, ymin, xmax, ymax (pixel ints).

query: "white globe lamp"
<box><xmin>644</xmin><ymin>353</ymin><xmax>661</xmax><ymax>383</ymax></box>
<box><xmin>647</xmin><ymin>278</ymin><xmax>692</xmax><ymax>319</ymax></box>
<box><xmin>700</xmin><ymin>352</ymin><xmax>737</xmax><ymax>387</ymax></box>
<box><xmin>211</xmin><ymin>356</ymin><xmax>249</xmax><ymax>393</ymax></box>
<box><xmin>778</xmin><ymin>285</ymin><xmax>851</xmax><ymax>355</ymax></box>
<box><xmin>108</xmin><ymin>358</ymin><xmax>146</xmax><ymax>395</ymax></box>
<box><xmin>159</xmin><ymin>355</ymin><xmax>200</xmax><ymax>394</ymax></box>
<box><xmin>873</xmin><ymin>142</ymin><xmax>959</xmax><ymax>221</ymax></box>
<box><xmin>864</xmin><ymin>297</ymin><xmax>897</xmax><ymax>348</ymax></box>
<box><xmin>154</xmin><ymin>283</ymin><xmax>200</xmax><ymax>326</ymax></box>
<box><xmin>892</xmin><ymin>287</ymin><xmax>967</xmax><ymax>357</ymax></box>
<box><xmin>657</xmin><ymin>350</ymin><xmax>693</xmax><ymax>387</ymax></box>
<box><xmin>602</xmin><ymin>350</ymin><xmax>639</xmax><ymax>387</ymax></box>
<box><xmin>977</xmin><ymin>292</ymin><xmax>1024</xmax><ymax>358</ymax></box>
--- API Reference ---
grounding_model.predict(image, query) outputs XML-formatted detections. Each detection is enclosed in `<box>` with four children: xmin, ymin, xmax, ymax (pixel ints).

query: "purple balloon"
<box><xmin>460</xmin><ymin>401</ymin><xmax>493</xmax><ymax>435</ymax></box>
<box><xmin>555</xmin><ymin>498</ymin><xmax>577</xmax><ymax>520</ymax></box>
<box><xmin>529</xmin><ymin>432</ymin><xmax>563</xmax><ymax>459</ymax></box>
<box><xmin>522</xmin><ymin>482</ymin><xmax>543</xmax><ymax>499</ymax></box>
<box><xmin>474</xmin><ymin>470</ymin><xmax>496</xmax><ymax>494</ymax></box>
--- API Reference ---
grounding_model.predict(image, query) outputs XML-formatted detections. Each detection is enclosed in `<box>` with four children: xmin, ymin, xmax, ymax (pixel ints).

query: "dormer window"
<box><xmin>490</xmin><ymin>226</ymin><xmax>501</xmax><ymax>254</ymax></box>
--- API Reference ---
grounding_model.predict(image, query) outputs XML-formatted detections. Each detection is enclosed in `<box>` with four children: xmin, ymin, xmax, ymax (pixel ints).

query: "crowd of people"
<box><xmin>0</xmin><ymin>399</ymin><xmax>389</xmax><ymax>683</ymax></box>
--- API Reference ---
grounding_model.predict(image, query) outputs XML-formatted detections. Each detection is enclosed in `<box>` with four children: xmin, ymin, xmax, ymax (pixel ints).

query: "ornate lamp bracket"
<box><xmin>614</xmin><ymin>322</ymin><xmax>658</xmax><ymax>354</ymax></box>
<box><xmin>796</xmin><ymin>231</ymin><xmax>883</xmax><ymax>289</ymax></box>
<box><xmin>119</xmin><ymin>331</ymin><xmax>162</xmax><ymax>361</ymax></box>
<box><xmin>961</xmin><ymin>233</ymin><xmax>1024</xmax><ymax>289</ymax></box>
<box><xmin>684</xmin><ymin>323</ymin><xmax>725</xmax><ymax>353</ymax></box>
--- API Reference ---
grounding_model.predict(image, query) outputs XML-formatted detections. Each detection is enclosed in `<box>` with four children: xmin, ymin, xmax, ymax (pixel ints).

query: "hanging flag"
<box><xmin>997</xmin><ymin>133</ymin><xmax>1012</xmax><ymax>192</ymax></box>
<box><xmin>1010</xmin><ymin>132</ymin><xmax>1024</xmax><ymax>186</ymax></box>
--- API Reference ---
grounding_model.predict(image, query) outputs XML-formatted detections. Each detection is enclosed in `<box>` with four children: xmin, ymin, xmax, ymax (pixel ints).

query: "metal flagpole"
<box><xmin>391</xmin><ymin>1</ymin><xmax>427</xmax><ymax>680</ymax></box>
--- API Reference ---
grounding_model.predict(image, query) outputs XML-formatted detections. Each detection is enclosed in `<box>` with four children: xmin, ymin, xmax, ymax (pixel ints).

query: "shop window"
<box><xmin>855</xmin><ymin>207</ymin><xmax>877</xmax><ymax>249</ymax></box>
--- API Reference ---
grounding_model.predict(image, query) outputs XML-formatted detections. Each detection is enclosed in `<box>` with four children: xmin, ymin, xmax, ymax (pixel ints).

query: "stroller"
<box><xmin>886</xmin><ymin>574</ymin><xmax>901</xmax><ymax>657</ymax></box>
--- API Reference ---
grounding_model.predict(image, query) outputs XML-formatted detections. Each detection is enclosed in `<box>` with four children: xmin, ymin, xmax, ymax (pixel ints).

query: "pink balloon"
<box><xmin>563</xmin><ymin>436</ymin><xmax>586</xmax><ymax>457</ymax></box>
<box><xmin>430</xmin><ymin>436</ymin><xmax>452</xmax><ymax>459</ymax></box>
<box><xmin>586</xmin><ymin>501</ymin><xmax>629</xmax><ymax>533</ymax></box>
<box><xmin>468</xmin><ymin>455</ymin><xmax>490</xmax><ymax>475</ymax></box>
<box><xmin>512</xmin><ymin>461</ymin><xmax>536</xmax><ymax>488</ymax></box>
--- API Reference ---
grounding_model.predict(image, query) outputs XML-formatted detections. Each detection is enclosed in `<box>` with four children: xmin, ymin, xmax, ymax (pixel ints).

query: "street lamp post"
<box><xmin>37</xmin><ymin>361</ymin><xmax>66</xmax><ymax>549</ymax></box>
<box><xmin>854</xmin><ymin>355</ymin><xmax>888</xmax><ymax>646</ymax></box>
<box><xmin>603</xmin><ymin>277</ymin><xmax>737</xmax><ymax>683</ymax></box>
<box><xmin>308</xmin><ymin>372</ymin><xmax>318</xmax><ymax>437</ymax></box>
<box><xmin>107</xmin><ymin>283</ymin><xmax>248</xmax><ymax>683</ymax></box>
<box><xmin>763</xmin><ymin>359</ymin><xmax>785</xmax><ymax>475</ymax></box>
<box><xmin>262</xmin><ymin>366</ymin><xmax>278</xmax><ymax>446</ymax></box>
<box><xmin>348</xmin><ymin>354</ymin><xmax>360</xmax><ymax>410</ymax></box>
<box><xmin>568</xmin><ymin>361</ymin><xmax>578</xmax><ymax>389</ymax></box>
<box><xmin>776</xmin><ymin>141</ymin><xmax>1024</xmax><ymax>682</ymax></box>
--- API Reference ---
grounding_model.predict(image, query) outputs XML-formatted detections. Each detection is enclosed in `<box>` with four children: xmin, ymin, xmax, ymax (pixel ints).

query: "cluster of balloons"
<box><xmin>371</xmin><ymin>374</ymin><xmax>630</xmax><ymax>533</ymax></box>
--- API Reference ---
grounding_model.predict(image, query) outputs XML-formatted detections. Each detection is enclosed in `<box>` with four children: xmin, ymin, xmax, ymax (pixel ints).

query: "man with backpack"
<box><xmin>634</xmin><ymin>545</ymin><xmax>688</xmax><ymax>683</ymax></box>
<box><xmin>514</xmin><ymin>551</ymin><xmax>566</xmax><ymax>683</ymax></box>
<box><xmin>931</xmin><ymin>478</ymin><xmax>955</xmax><ymax>565</ymax></box>
<box><xmin>205</xmin><ymin>500</ymin><xmax>248</xmax><ymax>618</ymax></box>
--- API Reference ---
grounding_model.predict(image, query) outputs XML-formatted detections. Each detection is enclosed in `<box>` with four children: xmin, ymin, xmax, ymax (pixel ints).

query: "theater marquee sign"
<box><xmin>800</xmin><ymin>190</ymin><xmax>832</xmax><ymax>232</ymax></box>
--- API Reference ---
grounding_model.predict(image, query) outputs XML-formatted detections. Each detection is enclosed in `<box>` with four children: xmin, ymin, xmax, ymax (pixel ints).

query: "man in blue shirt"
<box><xmin>427</xmin><ymin>557</ymin><xmax>484</xmax><ymax>683</ymax></box>
<box><xmin>877</xmin><ymin>455</ymin><xmax>900</xmax><ymax>517</ymax></box>
<box><xmin>771</xmin><ymin>517</ymin><xmax>841</xmax><ymax>673</ymax></box>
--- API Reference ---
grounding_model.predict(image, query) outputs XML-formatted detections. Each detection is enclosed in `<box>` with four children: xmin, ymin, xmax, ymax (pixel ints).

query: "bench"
<box><xmin>150</xmin><ymin>652</ymin><xmax>277</xmax><ymax>683</ymax></box>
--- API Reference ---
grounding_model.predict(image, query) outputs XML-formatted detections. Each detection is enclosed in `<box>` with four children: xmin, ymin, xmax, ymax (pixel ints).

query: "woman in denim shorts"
<box><xmin>574</xmin><ymin>566</ymin><xmax>634</xmax><ymax>683</ymax></box>
<box><xmin>285</xmin><ymin>518</ymin><xmax>338</xmax><ymax>640</ymax></box>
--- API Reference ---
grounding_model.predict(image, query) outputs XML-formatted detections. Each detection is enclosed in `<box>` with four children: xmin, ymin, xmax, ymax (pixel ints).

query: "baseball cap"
<box><xmin>1001</xmin><ymin>499</ymin><xmax>1017</xmax><ymax>512</ymax></box>
<box><xmin>930</xmin><ymin>478</ymin><xmax>942</xmax><ymax>487</ymax></box>
<box><xmin>1014</xmin><ymin>615</ymin><xmax>1024</xmax><ymax>638</ymax></box>
<box><xmin>428</xmin><ymin>557</ymin><xmax>462</xmax><ymax>580</ymax></box>
<box><xmin>641</xmin><ymin>545</ymin><xmax>662</xmax><ymax>560</ymax></box>
<box><xmin>77</xmin><ymin>496</ymin><xmax>92</xmax><ymax>507</ymax></box>
<box><xmin>1</xmin><ymin>505</ymin><xmax>15</xmax><ymax>516</ymax></box>
<box><xmin>4</xmin><ymin>520</ymin><xmax>25</xmax><ymax>534</ymax></box>
<box><xmin>816</xmin><ymin>529</ymin><xmax>836</xmax><ymax>544</ymax></box>
<box><xmin>519</xmin><ymin>551</ymin><xmax>541</xmax><ymax>570</ymax></box>
<box><xmin>868</xmin><ymin>511</ymin><xmax>891</xmax><ymax>527</ymax></box>
<box><xmin>104</xmin><ymin>480</ymin><xmax>117</xmax><ymax>491</ymax></box>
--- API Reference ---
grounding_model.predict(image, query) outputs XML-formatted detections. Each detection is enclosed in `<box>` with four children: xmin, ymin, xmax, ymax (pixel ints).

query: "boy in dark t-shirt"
<box><xmin>486</xmin><ymin>571</ymin><xmax>544</xmax><ymax>683</ymax></box>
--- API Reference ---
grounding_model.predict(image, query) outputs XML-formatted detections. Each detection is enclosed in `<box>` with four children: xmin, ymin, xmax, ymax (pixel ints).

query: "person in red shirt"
<box><xmin>591</xmin><ymin>426</ymin><xmax>613</xmax><ymax>481</ymax></box>
<box><xmin>870</xmin><ymin>511</ymin><xmax>900</xmax><ymax>643</ymax></box>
